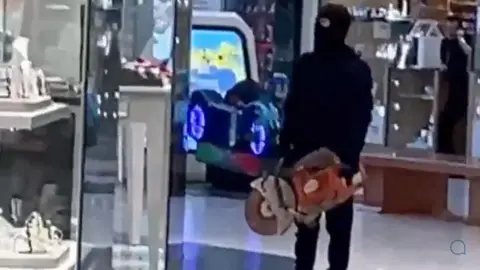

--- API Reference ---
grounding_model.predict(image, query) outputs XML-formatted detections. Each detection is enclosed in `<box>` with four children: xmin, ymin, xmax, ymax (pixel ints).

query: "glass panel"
<box><xmin>179</xmin><ymin>0</ymin><xmax>297</xmax><ymax>268</ymax></box>
<box><xmin>272</xmin><ymin>0</ymin><xmax>301</xmax><ymax>77</ymax></box>
<box><xmin>224</xmin><ymin>0</ymin><xmax>277</xmax><ymax>84</ymax></box>
<box><xmin>5</xmin><ymin>0</ymin><xmax>84</xmax><ymax>83</ymax></box>
<box><xmin>168</xmin><ymin>0</ymin><xmax>191</xmax><ymax>267</ymax></box>
<box><xmin>185</xmin><ymin>28</ymin><xmax>261</xmax><ymax>177</ymax></box>
<box><xmin>77</xmin><ymin>0</ymin><xmax>119</xmax><ymax>268</ymax></box>
<box><xmin>0</xmin><ymin>0</ymin><xmax>84</xmax><ymax>268</ymax></box>
<box><xmin>84</xmin><ymin>0</ymin><xmax>186</xmax><ymax>269</ymax></box>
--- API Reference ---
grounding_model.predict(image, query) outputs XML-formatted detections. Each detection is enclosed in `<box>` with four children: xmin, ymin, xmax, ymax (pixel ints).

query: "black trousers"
<box><xmin>294</xmin><ymin>198</ymin><xmax>354</xmax><ymax>270</ymax></box>
<box><xmin>437</xmin><ymin>77</ymin><xmax>468</xmax><ymax>154</ymax></box>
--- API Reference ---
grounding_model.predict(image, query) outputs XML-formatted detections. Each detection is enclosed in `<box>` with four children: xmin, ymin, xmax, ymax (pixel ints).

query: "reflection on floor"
<box><xmin>168</xmin><ymin>243</ymin><xmax>293</xmax><ymax>270</ymax></box>
<box><xmin>79</xmin><ymin>186</ymin><xmax>480</xmax><ymax>269</ymax></box>
<box><xmin>181</xmin><ymin>195</ymin><xmax>480</xmax><ymax>270</ymax></box>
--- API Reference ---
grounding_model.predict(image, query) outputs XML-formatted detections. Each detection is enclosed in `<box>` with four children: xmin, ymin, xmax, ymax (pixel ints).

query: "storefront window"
<box><xmin>79</xmin><ymin>0</ymin><xmax>188</xmax><ymax>269</ymax></box>
<box><xmin>0</xmin><ymin>0</ymin><xmax>84</xmax><ymax>268</ymax></box>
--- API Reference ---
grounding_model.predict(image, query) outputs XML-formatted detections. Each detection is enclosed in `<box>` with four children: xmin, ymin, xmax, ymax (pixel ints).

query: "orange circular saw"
<box><xmin>245</xmin><ymin>148</ymin><xmax>365</xmax><ymax>236</ymax></box>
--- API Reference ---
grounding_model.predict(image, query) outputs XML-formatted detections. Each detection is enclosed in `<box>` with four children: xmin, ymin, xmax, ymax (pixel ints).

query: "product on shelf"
<box><xmin>0</xmin><ymin>61</ymin><xmax>52</xmax><ymax>108</ymax></box>
<box><xmin>0</xmin><ymin>209</ymin><xmax>70</xmax><ymax>269</ymax></box>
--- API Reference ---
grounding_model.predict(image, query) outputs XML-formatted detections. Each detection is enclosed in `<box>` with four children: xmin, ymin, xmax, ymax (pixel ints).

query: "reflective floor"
<box><xmin>80</xmin><ymin>181</ymin><xmax>480</xmax><ymax>270</ymax></box>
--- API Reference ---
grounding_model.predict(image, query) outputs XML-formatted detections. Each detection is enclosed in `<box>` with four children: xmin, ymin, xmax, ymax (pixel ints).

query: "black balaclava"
<box><xmin>314</xmin><ymin>4</ymin><xmax>352</xmax><ymax>53</ymax></box>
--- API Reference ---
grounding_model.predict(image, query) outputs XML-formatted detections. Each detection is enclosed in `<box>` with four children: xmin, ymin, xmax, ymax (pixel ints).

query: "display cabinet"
<box><xmin>0</xmin><ymin>0</ymin><xmax>85</xmax><ymax>269</ymax></box>
<box><xmin>345</xmin><ymin>7</ymin><xmax>447</xmax><ymax>148</ymax></box>
<box><xmin>385</xmin><ymin>67</ymin><xmax>440</xmax><ymax>149</ymax></box>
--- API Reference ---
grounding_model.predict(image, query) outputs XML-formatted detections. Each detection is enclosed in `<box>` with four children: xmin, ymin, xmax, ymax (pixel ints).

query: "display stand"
<box><xmin>0</xmin><ymin>31</ymin><xmax>72</xmax><ymax>130</ymax></box>
<box><xmin>0</xmin><ymin>213</ymin><xmax>76</xmax><ymax>269</ymax></box>
<box><xmin>0</xmin><ymin>242</ymin><xmax>77</xmax><ymax>270</ymax></box>
<box><xmin>0</xmin><ymin>95</ymin><xmax>70</xmax><ymax>130</ymax></box>
<box><xmin>118</xmin><ymin>85</ymin><xmax>171</xmax><ymax>270</ymax></box>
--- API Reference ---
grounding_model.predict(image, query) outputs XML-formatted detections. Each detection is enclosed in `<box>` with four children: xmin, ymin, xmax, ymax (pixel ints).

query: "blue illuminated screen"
<box><xmin>189</xmin><ymin>28</ymin><xmax>247</xmax><ymax>97</ymax></box>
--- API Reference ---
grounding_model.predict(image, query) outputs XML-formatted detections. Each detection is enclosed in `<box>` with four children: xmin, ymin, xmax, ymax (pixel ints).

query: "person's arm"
<box><xmin>440</xmin><ymin>38</ymin><xmax>448</xmax><ymax>66</ymax></box>
<box><xmin>458</xmin><ymin>32</ymin><xmax>472</xmax><ymax>56</ymax></box>
<box><xmin>279</xmin><ymin>55</ymin><xmax>308</xmax><ymax>157</ymax></box>
<box><xmin>342</xmin><ymin>60</ymin><xmax>373</xmax><ymax>177</ymax></box>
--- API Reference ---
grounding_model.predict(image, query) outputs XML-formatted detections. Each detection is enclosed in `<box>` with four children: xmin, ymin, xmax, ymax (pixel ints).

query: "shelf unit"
<box><xmin>385</xmin><ymin>67</ymin><xmax>442</xmax><ymax>149</ymax></box>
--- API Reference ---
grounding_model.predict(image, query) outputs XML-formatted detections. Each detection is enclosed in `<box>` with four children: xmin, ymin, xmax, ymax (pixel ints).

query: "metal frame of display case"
<box><xmin>467</xmin><ymin>72</ymin><xmax>480</xmax><ymax>158</ymax></box>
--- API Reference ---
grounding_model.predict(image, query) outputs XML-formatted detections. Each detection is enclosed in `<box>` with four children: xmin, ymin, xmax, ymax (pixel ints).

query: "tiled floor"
<box><xmin>79</xmin><ymin>186</ymin><xmax>480</xmax><ymax>270</ymax></box>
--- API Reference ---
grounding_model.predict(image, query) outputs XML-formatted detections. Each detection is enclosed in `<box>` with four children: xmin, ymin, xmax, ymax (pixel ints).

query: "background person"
<box><xmin>438</xmin><ymin>16</ymin><xmax>471</xmax><ymax>155</ymax></box>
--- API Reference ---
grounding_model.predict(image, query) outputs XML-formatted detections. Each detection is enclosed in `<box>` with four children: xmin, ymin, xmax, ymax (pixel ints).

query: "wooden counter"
<box><xmin>360</xmin><ymin>148</ymin><xmax>480</xmax><ymax>225</ymax></box>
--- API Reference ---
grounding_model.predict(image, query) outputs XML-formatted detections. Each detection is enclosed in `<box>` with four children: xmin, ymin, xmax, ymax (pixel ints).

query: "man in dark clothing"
<box><xmin>279</xmin><ymin>4</ymin><xmax>373</xmax><ymax>270</ymax></box>
<box><xmin>438</xmin><ymin>17</ymin><xmax>470</xmax><ymax>154</ymax></box>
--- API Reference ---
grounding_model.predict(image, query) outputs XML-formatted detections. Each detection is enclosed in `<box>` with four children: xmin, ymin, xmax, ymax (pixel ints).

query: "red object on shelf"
<box><xmin>134</xmin><ymin>57</ymin><xmax>172</xmax><ymax>78</ymax></box>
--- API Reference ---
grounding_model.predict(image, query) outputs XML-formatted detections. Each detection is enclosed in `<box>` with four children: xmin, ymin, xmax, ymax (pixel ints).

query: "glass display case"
<box><xmin>382</xmin><ymin>19</ymin><xmax>445</xmax><ymax>151</ymax></box>
<box><xmin>385</xmin><ymin>67</ymin><xmax>440</xmax><ymax>149</ymax></box>
<box><xmin>0</xmin><ymin>0</ymin><xmax>85</xmax><ymax>269</ymax></box>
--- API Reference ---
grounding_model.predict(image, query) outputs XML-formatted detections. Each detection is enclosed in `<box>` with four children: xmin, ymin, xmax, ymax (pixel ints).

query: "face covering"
<box><xmin>314</xmin><ymin>19</ymin><xmax>344</xmax><ymax>51</ymax></box>
<box><xmin>313</xmin><ymin>4</ymin><xmax>351</xmax><ymax>53</ymax></box>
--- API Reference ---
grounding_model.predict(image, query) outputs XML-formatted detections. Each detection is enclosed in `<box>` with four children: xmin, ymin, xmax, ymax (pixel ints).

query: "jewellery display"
<box><xmin>0</xmin><ymin>61</ymin><xmax>49</xmax><ymax>100</ymax></box>
<box><xmin>0</xmin><ymin>57</ymin><xmax>70</xmax><ymax>129</ymax></box>
<box><xmin>10</xmin><ymin>197</ymin><xmax>22</xmax><ymax>225</ymax></box>
<box><xmin>0</xmin><ymin>209</ymin><xmax>70</xmax><ymax>268</ymax></box>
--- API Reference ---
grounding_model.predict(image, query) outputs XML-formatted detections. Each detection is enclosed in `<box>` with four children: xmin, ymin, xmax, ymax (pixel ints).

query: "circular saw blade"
<box><xmin>245</xmin><ymin>178</ymin><xmax>296</xmax><ymax>236</ymax></box>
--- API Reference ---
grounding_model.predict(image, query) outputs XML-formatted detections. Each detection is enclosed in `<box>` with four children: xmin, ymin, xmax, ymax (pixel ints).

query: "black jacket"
<box><xmin>279</xmin><ymin>45</ymin><xmax>373</xmax><ymax>176</ymax></box>
<box><xmin>440</xmin><ymin>37</ymin><xmax>468</xmax><ymax>82</ymax></box>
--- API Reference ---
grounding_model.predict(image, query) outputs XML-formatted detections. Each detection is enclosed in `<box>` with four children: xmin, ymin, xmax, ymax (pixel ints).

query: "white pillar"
<box><xmin>126</xmin><ymin>122</ymin><xmax>146</xmax><ymax>244</ymax></box>
<box><xmin>146</xmin><ymin>93</ymin><xmax>171</xmax><ymax>270</ymax></box>
<box><xmin>300</xmin><ymin>0</ymin><xmax>319</xmax><ymax>54</ymax></box>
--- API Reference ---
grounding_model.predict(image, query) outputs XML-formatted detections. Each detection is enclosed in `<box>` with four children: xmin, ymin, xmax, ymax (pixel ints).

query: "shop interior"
<box><xmin>113</xmin><ymin>0</ymin><xmax>480</xmax><ymax>269</ymax></box>
<box><xmin>2</xmin><ymin>0</ymin><xmax>480</xmax><ymax>268</ymax></box>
